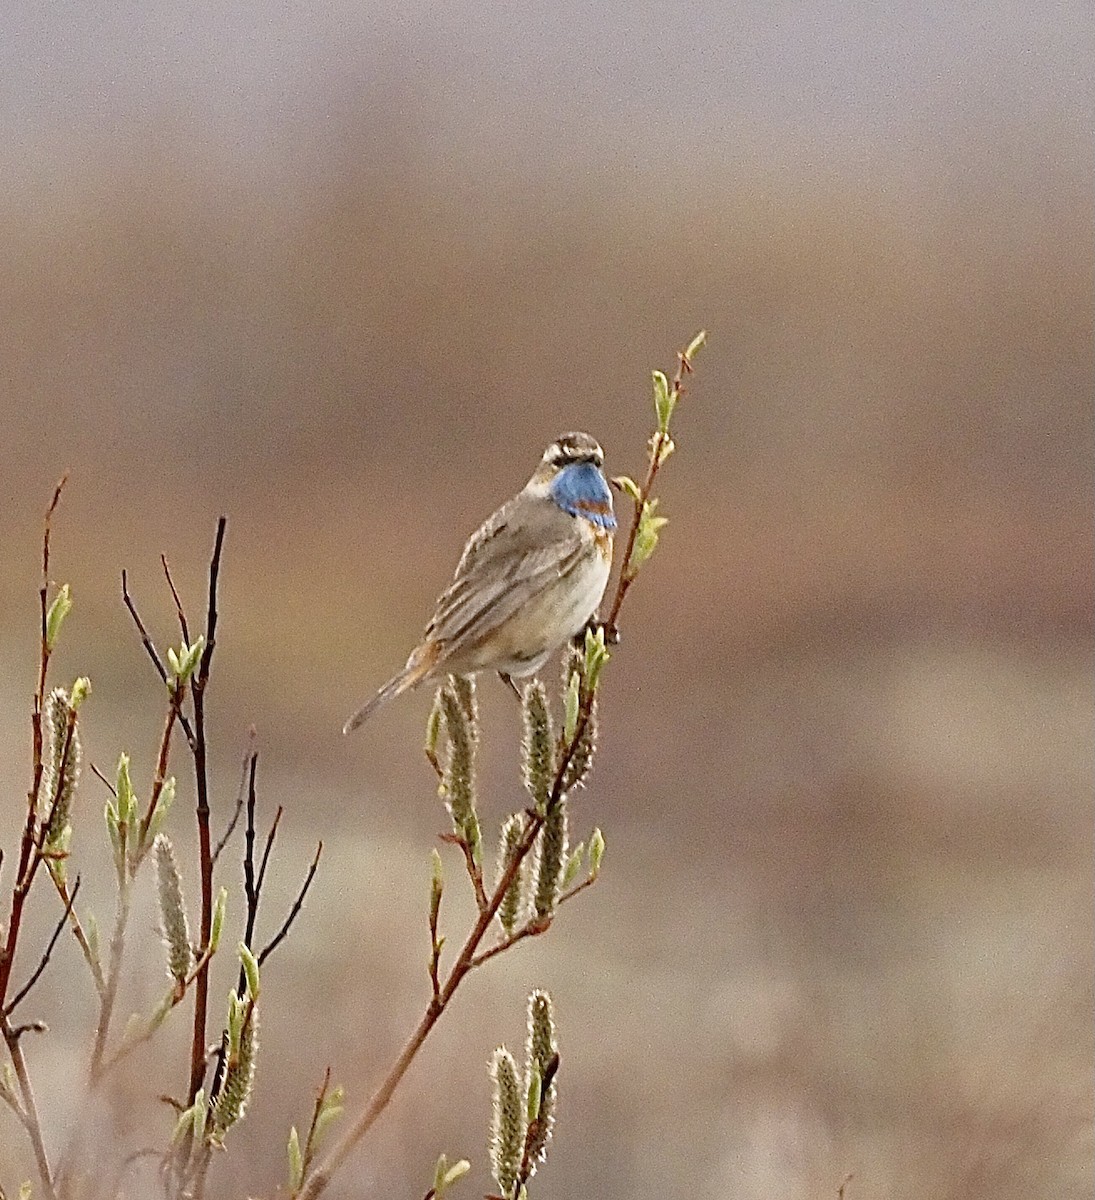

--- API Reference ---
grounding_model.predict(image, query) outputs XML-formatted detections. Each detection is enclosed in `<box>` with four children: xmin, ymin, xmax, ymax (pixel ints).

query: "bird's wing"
<box><xmin>424</xmin><ymin>495</ymin><xmax>587</xmax><ymax>649</ymax></box>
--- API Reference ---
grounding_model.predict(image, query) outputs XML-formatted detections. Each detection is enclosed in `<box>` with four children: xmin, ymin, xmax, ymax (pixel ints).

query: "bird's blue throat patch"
<box><xmin>550</xmin><ymin>462</ymin><xmax>617</xmax><ymax>529</ymax></box>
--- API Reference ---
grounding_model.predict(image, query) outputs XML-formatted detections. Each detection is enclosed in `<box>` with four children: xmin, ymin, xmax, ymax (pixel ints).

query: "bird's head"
<box><xmin>527</xmin><ymin>432</ymin><xmax>615</xmax><ymax>529</ymax></box>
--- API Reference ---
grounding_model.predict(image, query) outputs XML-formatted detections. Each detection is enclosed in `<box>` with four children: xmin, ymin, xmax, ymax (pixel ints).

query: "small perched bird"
<box><xmin>343</xmin><ymin>431</ymin><xmax>616</xmax><ymax>734</ymax></box>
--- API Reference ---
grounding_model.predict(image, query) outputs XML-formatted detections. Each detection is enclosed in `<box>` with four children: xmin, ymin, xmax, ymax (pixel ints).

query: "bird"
<box><xmin>343</xmin><ymin>431</ymin><xmax>616</xmax><ymax>734</ymax></box>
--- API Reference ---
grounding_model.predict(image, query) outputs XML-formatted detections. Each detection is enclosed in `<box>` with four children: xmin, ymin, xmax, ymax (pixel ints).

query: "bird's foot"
<box><xmin>498</xmin><ymin>672</ymin><xmax>523</xmax><ymax>703</ymax></box>
<box><xmin>573</xmin><ymin>619</ymin><xmax>620</xmax><ymax>647</ymax></box>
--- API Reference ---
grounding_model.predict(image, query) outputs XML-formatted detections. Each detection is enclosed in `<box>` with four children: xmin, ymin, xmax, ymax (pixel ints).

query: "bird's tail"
<box><xmin>342</xmin><ymin>645</ymin><xmax>440</xmax><ymax>735</ymax></box>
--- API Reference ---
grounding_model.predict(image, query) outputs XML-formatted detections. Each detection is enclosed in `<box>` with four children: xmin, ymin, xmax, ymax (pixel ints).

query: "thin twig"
<box><xmin>88</xmin><ymin>874</ymin><xmax>133</xmax><ymax>1082</ymax></box>
<box><xmin>99</xmin><ymin>939</ymin><xmax>217</xmax><ymax>1076</ymax></box>
<box><xmin>160</xmin><ymin>554</ymin><xmax>191</xmax><ymax>644</ymax></box>
<box><xmin>185</xmin><ymin>516</ymin><xmax>227</xmax><ymax>1107</ymax></box>
<box><xmin>468</xmin><ymin>868</ymin><xmax>601</xmax><ymax>969</ymax></box>
<box><xmin>139</xmin><ymin>686</ymin><xmax>184</xmax><ymax>847</ymax></box>
<box><xmin>255</xmin><ymin>806</ymin><xmax>284</xmax><ymax>899</ymax></box>
<box><xmin>5</xmin><ymin>876</ymin><xmax>81</xmax><ymax>1016</ymax></box>
<box><xmin>121</xmin><ymin>571</ymin><xmax>196</xmax><ymax>749</ymax></box>
<box><xmin>44</xmin><ymin>871</ymin><xmax>104</xmax><ymax>993</ymax></box>
<box><xmin>439</xmin><ymin>832</ymin><xmax>488</xmax><ymax>911</ymax></box>
<box><xmin>206</xmin><ymin>751</ymin><xmax>260</xmax><ymax>1119</ymax></box>
<box><xmin>302</xmin><ymin>1067</ymin><xmax>333</xmax><ymax>1174</ymax></box>
<box><xmin>212</xmin><ymin>737</ymin><xmax>256</xmax><ymax>865</ymax></box>
<box><xmin>121</xmin><ymin>571</ymin><xmax>168</xmax><ymax>686</ymax></box>
<box><xmin>2</xmin><ymin>1014</ymin><xmax>58</xmax><ymax>1200</ymax></box>
<box><xmin>90</xmin><ymin>760</ymin><xmax>118</xmax><ymax>796</ymax></box>
<box><xmin>258</xmin><ymin>842</ymin><xmax>323</xmax><ymax>967</ymax></box>
<box><xmin>428</xmin><ymin>881</ymin><xmax>443</xmax><ymax>1003</ymax></box>
<box><xmin>0</xmin><ymin>477</ymin><xmax>68</xmax><ymax>1010</ymax></box>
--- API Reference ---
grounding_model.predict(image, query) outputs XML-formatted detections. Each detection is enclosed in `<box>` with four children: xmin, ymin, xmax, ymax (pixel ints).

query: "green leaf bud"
<box><xmin>525</xmin><ymin>1062</ymin><xmax>542</xmax><ymax>1123</ymax></box>
<box><xmin>652</xmin><ymin>369</ymin><xmax>674</xmax><ymax>433</ymax></box>
<box><xmin>167</xmin><ymin>635</ymin><xmax>205</xmax><ymax>684</ymax></box>
<box><xmin>588</xmin><ymin>827</ymin><xmax>605</xmax><ymax>877</ymax></box>
<box><xmin>69</xmin><ymin>676</ymin><xmax>91</xmax><ymax>709</ymax></box>
<box><xmin>115</xmin><ymin>754</ymin><xmax>135</xmax><ymax>827</ymax></box>
<box><xmin>287</xmin><ymin>1126</ymin><xmax>304</xmax><ymax>1192</ymax></box>
<box><xmin>684</xmin><ymin>328</ymin><xmax>707</xmax><ymax>361</ymax></box>
<box><xmin>611</xmin><ymin>474</ymin><xmax>643</xmax><ymax>503</ymax></box>
<box><xmin>104</xmin><ymin>802</ymin><xmax>123</xmax><ymax>877</ymax></box>
<box><xmin>45</xmin><ymin>583</ymin><xmax>73</xmax><ymax>651</ymax></box>
<box><xmin>582</xmin><ymin>626</ymin><xmax>609</xmax><ymax>694</ymax></box>
<box><xmin>441</xmin><ymin>1158</ymin><xmax>470</xmax><ymax>1192</ymax></box>
<box><xmin>429</xmin><ymin>847</ymin><xmax>444</xmax><ymax>929</ymax></box>
<box><xmin>563</xmin><ymin>671</ymin><xmax>580</xmax><ymax>743</ymax></box>
<box><xmin>312</xmin><ymin>1086</ymin><xmax>345</xmax><ymax>1148</ymax></box>
<box><xmin>561</xmin><ymin>844</ymin><xmax>584</xmax><ymax>889</ymax></box>
<box><xmin>239</xmin><ymin>942</ymin><xmax>261</xmax><ymax>1001</ymax></box>
<box><xmin>209</xmin><ymin>886</ymin><xmax>228</xmax><ymax>954</ymax></box>
<box><xmin>147</xmin><ymin>776</ymin><xmax>176</xmax><ymax>841</ymax></box>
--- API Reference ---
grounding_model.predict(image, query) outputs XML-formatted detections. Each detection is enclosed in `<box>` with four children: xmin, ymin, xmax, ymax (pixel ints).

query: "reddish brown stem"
<box><xmin>185</xmin><ymin>517</ymin><xmax>227</xmax><ymax>1106</ymax></box>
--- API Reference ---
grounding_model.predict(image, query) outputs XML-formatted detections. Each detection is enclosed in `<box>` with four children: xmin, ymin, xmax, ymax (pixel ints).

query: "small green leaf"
<box><xmin>115</xmin><ymin>754</ymin><xmax>135</xmax><ymax>826</ymax></box>
<box><xmin>69</xmin><ymin>676</ymin><xmax>91</xmax><ymax>709</ymax></box>
<box><xmin>429</xmin><ymin>847</ymin><xmax>443</xmax><ymax>928</ymax></box>
<box><xmin>168</xmin><ymin>636</ymin><xmax>205</xmax><ymax>684</ymax></box>
<box><xmin>86</xmin><ymin>912</ymin><xmax>100</xmax><ymax>966</ymax></box>
<box><xmin>45</xmin><ymin>584</ymin><xmax>73</xmax><ymax>651</ymax></box>
<box><xmin>210</xmin><ymin>886</ymin><xmax>228</xmax><ymax>953</ymax></box>
<box><xmin>148</xmin><ymin>775</ymin><xmax>176</xmax><ymax>841</ymax></box>
<box><xmin>190</xmin><ymin>1088</ymin><xmax>207</xmax><ymax>1140</ymax></box>
<box><xmin>612</xmin><ymin>474</ymin><xmax>643</xmax><ymax>503</ymax></box>
<box><xmin>104</xmin><ymin>802</ymin><xmax>122</xmax><ymax>866</ymax></box>
<box><xmin>589</xmin><ymin>827</ymin><xmax>605</xmax><ymax>876</ymax></box>
<box><xmin>563</xmin><ymin>671</ymin><xmax>580</xmax><ymax>743</ymax></box>
<box><xmin>239</xmin><ymin>943</ymin><xmax>260</xmax><ymax>1000</ymax></box>
<box><xmin>287</xmin><ymin>1126</ymin><xmax>304</xmax><ymax>1191</ymax></box>
<box><xmin>582</xmin><ymin>626</ymin><xmax>610</xmax><ymax>693</ymax></box>
<box><xmin>562</xmin><ymin>844</ymin><xmax>584</xmax><ymax>889</ymax></box>
<box><xmin>312</xmin><ymin>1089</ymin><xmax>345</xmax><ymax>1148</ymax></box>
<box><xmin>652</xmin><ymin>369</ymin><xmax>673</xmax><ymax>433</ymax></box>
<box><xmin>526</xmin><ymin>1063</ymin><xmax>542</xmax><ymax>1123</ymax></box>
<box><xmin>437</xmin><ymin>1157</ymin><xmax>471</xmax><ymax>1193</ymax></box>
<box><xmin>628</xmin><ymin>499</ymin><xmax>669</xmax><ymax>573</ymax></box>
<box><xmin>684</xmin><ymin>328</ymin><xmax>707</xmax><ymax>361</ymax></box>
<box><xmin>227</xmin><ymin>991</ymin><xmax>244</xmax><ymax>1057</ymax></box>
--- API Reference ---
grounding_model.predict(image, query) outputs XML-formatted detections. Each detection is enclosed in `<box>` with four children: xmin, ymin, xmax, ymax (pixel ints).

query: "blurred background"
<box><xmin>0</xmin><ymin>2</ymin><xmax>1091</xmax><ymax>1197</ymax></box>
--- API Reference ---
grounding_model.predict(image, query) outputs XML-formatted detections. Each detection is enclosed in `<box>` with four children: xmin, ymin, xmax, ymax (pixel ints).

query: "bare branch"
<box><xmin>255</xmin><ymin>805</ymin><xmax>284</xmax><ymax>899</ymax></box>
<box><xmin>5</xmin><ymin>876</ymin><xmax>81</xmax><ymax>1016</ymax></box>
<box><xmin>213</xmin><ymin>736</ymin><xmax>256</xmax><ymax>865</ymax></box>
<box><xmin>160</xmin><ymin>554</ymin><xmax>191</xmax><ymax>644</ymax></box>
<box><xmin>89</xmin><ymin>760</ymin><xmax>118</xmax><ymax>796</ymax></box>
<box><xmin>185</xmin><ymin>515</ymin><xmax>227</xmax><ymax>1107</ymax></box>
<box><xmin>121</xmin><ymin>570</ymin><xmax>196</xmax><ymax>748</ymax></box>
<box><xmin>258</xmin><ymin>842</ymin><xmax>323</xmax><ymax>967</ymax></box>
